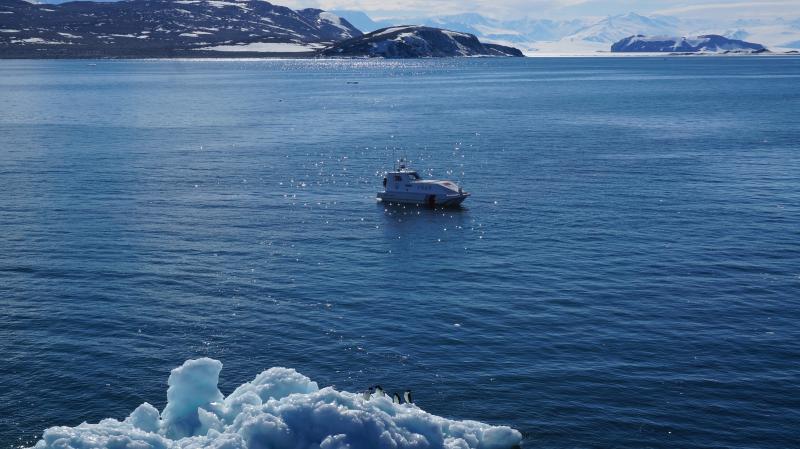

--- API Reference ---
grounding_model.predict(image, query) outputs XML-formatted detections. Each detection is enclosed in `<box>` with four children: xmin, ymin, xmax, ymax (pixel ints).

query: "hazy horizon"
<box><xmin>28</xmin><ymin>0</ymin><xmax>800</xmax><ymax>22</ymax></box>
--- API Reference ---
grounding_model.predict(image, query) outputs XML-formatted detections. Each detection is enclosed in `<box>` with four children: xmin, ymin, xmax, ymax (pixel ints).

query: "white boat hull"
<box><xmin>377</xmin><ymin>191</ymin><xmax>470</xmax><ymax>207</ymax></box>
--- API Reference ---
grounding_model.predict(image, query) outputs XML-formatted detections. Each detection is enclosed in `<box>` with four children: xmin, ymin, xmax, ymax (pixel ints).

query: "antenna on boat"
<box><xmin>390</xmin><ymin>134</ymin><xmax>397</xmax><ymax>171</ymax></box>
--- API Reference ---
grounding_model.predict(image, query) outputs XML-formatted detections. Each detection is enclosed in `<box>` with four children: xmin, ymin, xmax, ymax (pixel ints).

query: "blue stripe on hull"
<box><xmin>377</xmin><ymin>192</ymin><xmax>469</xmax><ymax>207</ymax></box>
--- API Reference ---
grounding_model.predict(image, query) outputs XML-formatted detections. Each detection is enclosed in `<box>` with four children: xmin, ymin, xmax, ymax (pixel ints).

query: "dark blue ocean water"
<box><xmin>1</xmin><ymin>57</ymin><xmax>799</xmax><ymax>448</ymax></box>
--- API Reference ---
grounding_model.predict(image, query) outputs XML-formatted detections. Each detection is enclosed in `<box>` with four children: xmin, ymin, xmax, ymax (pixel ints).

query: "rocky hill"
<box><xmin>0</xmin><ymin>0</ymin><xmax>361</xmax><ymax>57</ymax></box>
<box><xmin>321</xmin><ymin>26</ymin><xmax>524</xmax><ymax>58</ymax></box>
<box><xmin>611</xmin><ymin>34</ymin><xmax>767</xmax><ymax>53</ymax></box>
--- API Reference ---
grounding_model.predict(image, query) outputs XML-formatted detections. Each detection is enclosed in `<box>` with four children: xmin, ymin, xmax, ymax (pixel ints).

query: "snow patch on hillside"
<box><xmin>319</xmin><ymin>11</ymin><xmax>350</xmax><ymax>32</ymax></box>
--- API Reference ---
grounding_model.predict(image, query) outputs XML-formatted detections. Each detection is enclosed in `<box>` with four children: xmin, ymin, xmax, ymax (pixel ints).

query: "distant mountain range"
<box><xmin>3</xmin><ymin>0</ymin><xmax>799</xmax><ymax>57</ymax></box>
<box><xmin>611</xmin><ymin>35</ymin><xmax>767</xmax><ymax>53</ymax></box>
<box><xmin>334</xmin><ymin>10</ymin><xmax>800</xmax><ymax>54</ymax></box>
<box><xmin>331</xmin><ymin>10</ymin><xmax>587</xmax><ymax>44</ymax></box>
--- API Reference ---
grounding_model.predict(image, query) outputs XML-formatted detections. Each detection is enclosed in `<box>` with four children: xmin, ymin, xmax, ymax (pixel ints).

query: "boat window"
<box><xmin>394</xmin><ymin>175</ymin><xmax>402</xmax><ymax>181</ymax></box>
<box><xmin>409</xmin><ymin>173</ymin><xmax>421</xmax><ymax>180</ymax></box>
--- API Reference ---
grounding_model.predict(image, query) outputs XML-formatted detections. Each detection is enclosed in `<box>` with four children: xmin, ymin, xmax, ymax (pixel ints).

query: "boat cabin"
<box><xmin>383</xmin><ymin>168</ymin><xmax>422</xmax><ymax>191</ymax></box>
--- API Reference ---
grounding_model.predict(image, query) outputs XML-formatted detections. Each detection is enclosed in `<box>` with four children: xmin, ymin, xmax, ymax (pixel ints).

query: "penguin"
<box><xmin>374</xmin><ymin>385</ymin><xmax>384</xmax><ymax>397</ymax></box>
<box><xmin>403</xmin><ymin>390</ymin><xmax>413</xmax><ymax>404</ymax></box>
<box><xmin>362</xmin><ymin>387</ymin><xmax>374</xmax><ymax>400</ymax></box>
<box><xmin>392</xmin><ymin>393</ymin><xmax>401</xmax><ymax>404</ymax></box>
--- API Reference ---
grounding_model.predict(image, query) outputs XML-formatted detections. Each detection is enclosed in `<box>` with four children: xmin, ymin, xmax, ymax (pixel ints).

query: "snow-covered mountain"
<box><xmin>421</xmin><ymin>14</ymin><xmax>588</xmax><ymax>45</ymax></box>
<box><xmin>713</xmin><ymin>18</ymin><xmax>800</xmax><ymax>50</ymax></box>
<box><xmin>530</xmin><ymin>12</ymin><xmax>684</xmax><ymax>53</ymax></box>
<box><xmin>567</xmin><ymin>13</ymin><xmax>678</xmax><ymax>44</ymax></box>
<box><xmin>0</xmin><ymin>0</ymin><xmax>361</xmax><ymax>57</ymax></box>
<box><xmin>611</xmin><ymin>35</ymin><xmax>767</xmax><ymax>53</ymax></box>
<box><xmin>329</xmin><ymin>10</ymin><xmax>393</xmax><ymax>33</ymax></box>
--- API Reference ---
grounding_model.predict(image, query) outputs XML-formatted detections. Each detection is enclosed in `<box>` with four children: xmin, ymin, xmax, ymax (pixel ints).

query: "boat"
<box><xmin>377</xmin><ymin>160</ymin><xmax>470</xmax><ymax>207</ymax></box>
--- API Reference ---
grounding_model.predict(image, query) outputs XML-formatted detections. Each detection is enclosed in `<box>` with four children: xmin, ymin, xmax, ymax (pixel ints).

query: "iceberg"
<box><xmin>30</xmin><ymin>358</ymin><xmax>522</xmax><ymax>449</ymax></box>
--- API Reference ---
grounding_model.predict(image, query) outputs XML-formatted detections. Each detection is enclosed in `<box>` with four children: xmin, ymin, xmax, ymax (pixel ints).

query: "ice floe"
<box><xmin>10</xmin><ymin>37</ymin><xmax>65</xmax><ymax>44</ymax></box>
<box><xmin>29</xmin><ymin>358</ymin><xmax>522</xmax><ymax>449</ymax></box>
<box><xmin>197</xmin><ymin>42</ymin><xmax>324</xmax><ymax>52</ymax></box>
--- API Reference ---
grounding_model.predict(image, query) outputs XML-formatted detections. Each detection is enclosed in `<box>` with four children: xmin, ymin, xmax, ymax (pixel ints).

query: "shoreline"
<box><xmin>524</xmin><ymin>50</ymin><xmax>799</xmax><ymax>57</ymax></box>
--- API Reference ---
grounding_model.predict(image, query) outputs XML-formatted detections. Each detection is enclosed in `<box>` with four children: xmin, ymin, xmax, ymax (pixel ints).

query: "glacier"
<box><xmin>29</xmin><ymin>358</ymin><xmax>522</xmax><ymax>449</ymax></box>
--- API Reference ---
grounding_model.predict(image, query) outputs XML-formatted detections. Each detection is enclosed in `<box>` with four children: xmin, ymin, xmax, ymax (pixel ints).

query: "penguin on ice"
<box><xmin>392</xmin><ymin>393</ymin><xmax>401</xmax><ymax>404</ymax></box>
<box><xmin>403</xmin><ymin>390</ymin><xmax>413</xmax><ymax>404</ymax></box>
<box><xmin>362</xmin><ymin>387</ymin><xmax>374</xmax><ymax>400</ymax></box>
<box><xmin>374</xmin><ymin>385</ymin><xmax>384</xmax><ymax>397</ymax></box>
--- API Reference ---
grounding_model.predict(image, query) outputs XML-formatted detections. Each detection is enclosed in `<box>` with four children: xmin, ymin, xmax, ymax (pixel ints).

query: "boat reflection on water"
<box><xmin>379</xmin><ymin>200</ymin><xmax>471</xmax><ymax>247</ymax></box>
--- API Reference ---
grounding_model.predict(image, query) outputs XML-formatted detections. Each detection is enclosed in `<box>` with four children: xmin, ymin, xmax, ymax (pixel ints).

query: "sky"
<box><xmin>272</xmin><ymin>0</ymin><xmax>800</xmax><ymax>21</ymax></box>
